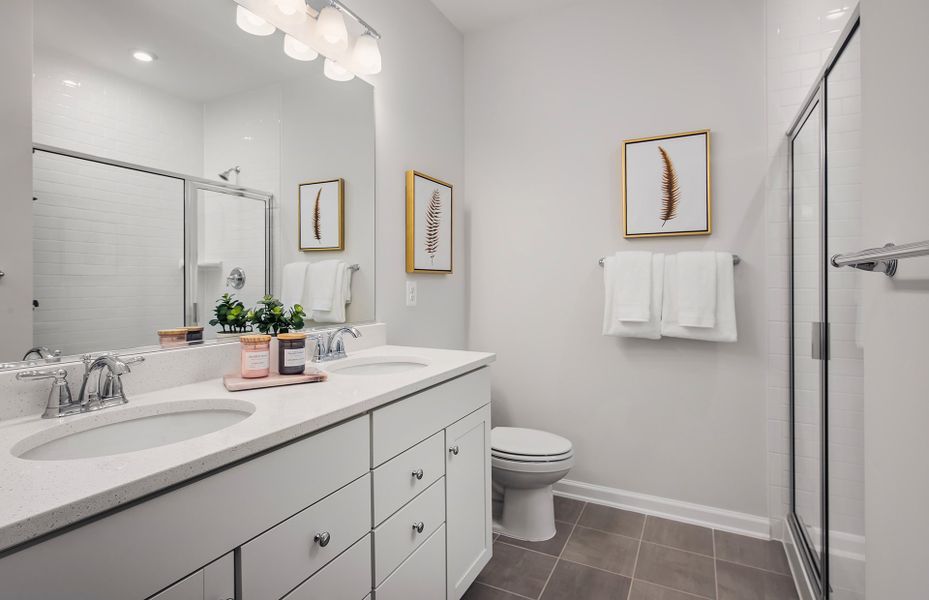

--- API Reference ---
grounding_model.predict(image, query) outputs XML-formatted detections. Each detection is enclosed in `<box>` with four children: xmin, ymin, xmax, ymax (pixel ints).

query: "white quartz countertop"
<box><xmin>0</xmin><ymin>345</ymin><xmax>495</xmax><ymax>553</ymax></box>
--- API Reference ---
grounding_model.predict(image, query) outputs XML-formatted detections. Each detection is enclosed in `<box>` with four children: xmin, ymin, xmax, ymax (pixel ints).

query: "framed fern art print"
<box><xmin>406</xmin><ymin>170</ymin><xmax>453</xmax><ymax>274</ymax></box>
<box><xmin>299</xmin><ymin>178</ymin><xmax>344</xmax><ymax>251</ymax></box>
<box><xmin>621</xmin><ymin>129</ymin><xmax>711</xmax><ymax>238</ymax></box>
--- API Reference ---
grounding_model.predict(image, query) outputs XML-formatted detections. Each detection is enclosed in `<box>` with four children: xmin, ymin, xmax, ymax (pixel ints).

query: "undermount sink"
<box><xmin>12</xmin><ymin>399</ymin><xmax>255</xmax><ymax>461</ymax></box>
<box><xmin>325</xmin><ymin>355</ymin><xmax>430</xmax><ymax>376</ymax></box>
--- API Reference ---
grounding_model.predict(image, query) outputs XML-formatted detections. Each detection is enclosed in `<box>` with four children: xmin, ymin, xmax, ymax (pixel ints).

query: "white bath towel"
<box><xmin>280</xmin><ymin>262</ymin><xmax>309</xmax><ymax>308</ymax></box>
<box><xmin>307</xmin><ymin>260</ymin><xmax>342</xmax><ymax>311</ymax></box>
<box><xmin>612</xmin><ymin>252</ymin><xmax>654</xmax><ymax>322</ymax></box>
<box><xmin>676</xmin><ymin>252</ymin><xmax>717</xmax><ymax>328</ymax></box>
<box><xmin>311</xmin><ymin>262</ymin><xmax>349</xmax><ymax>323</ymax></box>
<box><xmin>602</xmin><ymin>253</ymin><xmax>665</xmax><ymax>339</ymax></box>
<box><xmin>661</xmin><ymin>253</ymin><xmax>737</xmax><ymax>342</ymax></box>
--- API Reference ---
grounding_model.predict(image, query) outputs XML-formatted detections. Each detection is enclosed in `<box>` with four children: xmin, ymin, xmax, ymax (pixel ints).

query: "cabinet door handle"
<box><xmin>412</xmin><ymin>521</ymin><xmax>425</xmax><ymax>534</ymax></box>
<box><xmin>412</xmin><ymin>468</ymin><xmax>424</xmax><ymax>480</ymax></box>
<box><xmin>314</xmin><ymin>531</ymin><xmax>331</xmax><ymax>547</ymax></box>
<box><xmin>449</xmin><ymin>445</ymin><xmax>460</xmax><ymax>455</ymax></box>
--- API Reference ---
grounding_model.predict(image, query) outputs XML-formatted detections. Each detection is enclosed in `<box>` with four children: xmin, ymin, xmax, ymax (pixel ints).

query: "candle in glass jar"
<box><xmin>240</xmin><ymin>334</ymin><xmax>272</xmax><ymax>378</ymax></box>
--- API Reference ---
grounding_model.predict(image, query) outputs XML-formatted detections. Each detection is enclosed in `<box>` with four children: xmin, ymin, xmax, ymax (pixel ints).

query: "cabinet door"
<box><xmin>445</xmin><ymin>405</ymin><xmax>492</xmax><ymax>600</ymax></box>
<box><xmin>148</xmin><ymin>553</ymin><xmax>233</xmax><ymax>600</ymax></box>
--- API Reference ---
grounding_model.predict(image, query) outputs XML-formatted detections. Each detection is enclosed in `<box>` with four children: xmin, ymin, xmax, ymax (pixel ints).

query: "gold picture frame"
<box><xmin>406</xmin><ymin>170</ymin><xmax>453</xmax><ymax>274</ymax></box>
<box><xmin>298</xmin><ymin>178</ymin><xmax>344</xmax><ymax>251</ymax></box>
<box><xmin>621</xmin><ymin>129</ymin><xmax>712</xmax><ymax>238</ymax></box>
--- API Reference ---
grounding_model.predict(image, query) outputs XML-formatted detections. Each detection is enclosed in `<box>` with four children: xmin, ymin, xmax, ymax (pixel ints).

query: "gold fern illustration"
<box><xmin>425</xmin><ymin>189</ymin><xmax>441</xmax><ymax>264</ymax></box>
<box><xmin>658</xmin><ymin>146</ymin><xmax>680</xmax><ymax>228</ymax></box>
<box><xmin>313</xmin><ymin>188</ymin><xmax>322</xmax><ymax>242</ymax></box>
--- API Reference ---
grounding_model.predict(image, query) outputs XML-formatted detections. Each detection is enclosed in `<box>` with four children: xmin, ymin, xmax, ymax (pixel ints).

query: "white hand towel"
<box><xmin>612</xmin><ymin>252</ymin><xmax>654</xmax><ymax>322</ymax></box>
<box><xmin>308</xmin><ymin>260</ymin><xmax>341</xmax><ymax>311</ymax></box>
<box><xmin>602</xmin><ymin>254</ymin><xmax>664</xmax><ymax>340</ymax></box>
<box><xmin>661</xmin><ymin>252</ymin><xmax>737</xmax><ymax>342</ymax></box>
<box><xmin>676</xmin><ymin>252</ymin><xmax>717</xmax><ymax>328</ymax></box>
<box><xmin>280</xmin><ymin>262</ymin><xmax>309</xmax><ymax>308</ymax></box>
<box><xmin>311</xmin><ymin>262</ymin><xmax>348</xmax><ymax>323</ymax></box>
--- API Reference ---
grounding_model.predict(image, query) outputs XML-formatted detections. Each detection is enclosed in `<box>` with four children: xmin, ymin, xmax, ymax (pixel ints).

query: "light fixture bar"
<box><xmin>328</xmin><ymin>0</ymin><xmax>380</xmax><ymax>39</ymax></box>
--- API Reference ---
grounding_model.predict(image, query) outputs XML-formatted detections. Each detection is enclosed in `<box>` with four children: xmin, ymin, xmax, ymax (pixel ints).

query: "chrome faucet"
<box><xmin>311</xmin><ymin>326</ymin><xmax>361</xmax><ymax>362</ymax></box>
<box><xmin>78</xmin><ymin>354</ymin><xmax>145</xmax><ymax>411</ymax></box>
<box><xmin>15</xmin><ymin>368</ymin><xmax>81</xmax><ymax>419</ymax></box>
<box><xmin>22</xmin><ymin>346</ymin><xmax>61</xmax><ymax>363</ymax></box>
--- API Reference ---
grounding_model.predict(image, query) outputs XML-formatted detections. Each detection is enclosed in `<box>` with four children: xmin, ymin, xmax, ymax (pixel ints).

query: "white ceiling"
<box><xmin>429</xmin><ymin>0</ymin><xmax>575</xmax><ymax>33</ymax></box>
<box><xmin>34</xmin><ymin>0</ymin><xmax>334</xmax><ymax>102</ymax></box>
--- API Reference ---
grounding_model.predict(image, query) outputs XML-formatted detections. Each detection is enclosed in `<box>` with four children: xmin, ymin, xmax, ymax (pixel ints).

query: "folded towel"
<box><xmin>602</xmin><ymin>253</ymin><xmax>665</xmax><ymax>339</ymax></box>
<box><xmin>612</xmin><ymin>252</ymin><xmax>654</xmax><ymax>322</ymax></box>
<box><xmin>308</xmin><ymin>260</ymin><xmax>342</xmax><ymax>311</ymax></box>
<box><xmin>676</xmin><ymin>252</ymin><xmax>717</xmax><ymax>328</ymax></box>
<box><xmin>312</xmin><ymin>262</ymin><xmax>348</xmax><ymax>323</ymax></box>
<box><xmin>280</xmin><ymin>262</ymin><xmax>309</xmax><ymax>308</ymax></box>
<box><xmin>661</xmin><ymin>252</ymin><xmax>737</xmax><ymax>342</ymax></box>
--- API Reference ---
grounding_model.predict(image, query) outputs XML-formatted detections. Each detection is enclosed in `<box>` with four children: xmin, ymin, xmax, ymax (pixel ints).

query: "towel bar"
<box><xmin>831</xmin><ymin>240</ymin><xmax>929</xmax><ymax>277</ymax></box>
<box><xmin>598</xmin><ymin>255</ymin><xmax>741</xmax><ymax>267</ymax></box>
<box><xmin>348</xmin><ymin>264</ymin><xmax>360</xmax><ymax>272</ymax></box>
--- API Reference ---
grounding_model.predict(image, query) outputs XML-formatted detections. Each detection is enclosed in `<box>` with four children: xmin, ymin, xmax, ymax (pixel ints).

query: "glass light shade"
<box><xmin>324</xmin><ymin>58</ymin><xmax>355</xmax><ymax>82</ymax></box>
<box><xmin>283</xmin><ymin>34</ymin><xmax>318</xmax><ymax>61</ymax></box>
<box><xmin>236</xmin><ymin>5</ymin><xmax>275</xmax><ymax>36</ymax></box>
<box><xmin>275</xmin><ymin>0</ymin><xmax>304</xmax><ymax>15</ymax></box>
<box><xmin>317</xmin><ymin>5</ymin><xmax>348</xmax><ymax>48</ymax></box>
<box><xmin>352</xmin><ymin>34</ymin><xmax>381</xmax><ymax>74</ymax></box>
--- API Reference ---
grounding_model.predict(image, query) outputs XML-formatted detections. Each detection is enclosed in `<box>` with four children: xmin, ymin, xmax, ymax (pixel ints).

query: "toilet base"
<box><xmin>495</xmin><ymin>484</ymin><xmax>557</xmax><ymax>542</ymax></box>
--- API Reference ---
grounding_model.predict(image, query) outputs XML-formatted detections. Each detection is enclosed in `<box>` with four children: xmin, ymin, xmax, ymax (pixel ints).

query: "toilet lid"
<box><xmin>491</xmin><ymin>427</ymin><xmax>573</xmax><ymax>457</ymax></box>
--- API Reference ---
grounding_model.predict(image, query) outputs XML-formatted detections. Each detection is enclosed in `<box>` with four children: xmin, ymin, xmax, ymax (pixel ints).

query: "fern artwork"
<box><xmin>621</xmin><ymin>130</ymin><xmax>712</xmax><ymax>238</ymax></box>
<box><xmin>406</xmin><ymin>170</ymin><xmax>453</xmax><ymax>273</ymax></box>
<box><xmin>299</xmin><ymin>179</ymin><xmax>344</xmax><ymax>251</ymax></box>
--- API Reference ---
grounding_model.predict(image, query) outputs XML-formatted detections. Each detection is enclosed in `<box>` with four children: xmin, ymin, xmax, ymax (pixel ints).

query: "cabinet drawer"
<box><xmin>373</xmin><ymin>431</ymin><xmax>445</xmax><ymax>525</ymax></box>
<box><xmin>375</xmin><ymin>525</ymin><xmax>446</xmax><ymax>600</ymax></box>
<box><xmin>372</xmin><ymin>367</ymin><xmax>490</xmax><ymax>466</ymax></box>
<box><xmin>372</xmin><ymin>477</ymin><xmax>445</xmax><ymax>586</ymax></box>
<box><xmin>240</xmin><ymin>474</ymin><xmax>371</xmax><ymax>600</ymax></box>
<box><xmin>282</xmin><ymin>534</ymin><xmax>372</xmax><ymax>600</ymax></box>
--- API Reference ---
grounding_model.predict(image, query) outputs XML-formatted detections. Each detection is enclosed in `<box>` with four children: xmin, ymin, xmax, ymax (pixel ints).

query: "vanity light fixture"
<box><xmin>132</xmin><ymin>50</ymin><xmax>157</xmax><ymax>63</ymax></box>
<box><xmin>236</xmin><ymin>5</ymin><xmax>276</xmax><ymax>35</ymax></box>
<box><xmin>352</xmin><ymin>32</ymin><xmax>381</xmax><ymax>75</ymax></box>
<box><xmin>316</xmin><ymin>4</ymin><xmax>348</xmax><ymax>48</ymax></box>
<box><xmin>274</xmin><ymin>0</ymin><xmax>304</xmax><ymax>16</ymax></box>
<box><xmin>324</xmin><ymin>57</ymin><xmax>354</xmax><ymax>81</ymax></box>
<box><xmin>284</xmin><ymin>33</ymin><xmax>318</xmax><ymax>61</ymax></box>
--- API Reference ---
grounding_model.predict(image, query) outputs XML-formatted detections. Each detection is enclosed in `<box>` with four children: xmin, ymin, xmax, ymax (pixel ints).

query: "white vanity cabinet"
<box><xmin>0</xmin><ymin>365</ymin><xmax>492</xmax><ymax>600</ymax></box>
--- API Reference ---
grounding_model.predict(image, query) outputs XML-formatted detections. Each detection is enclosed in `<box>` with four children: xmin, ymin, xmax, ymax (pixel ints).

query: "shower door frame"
<box><xmin>32</xmin><ymin>143</ymin><xmax>274</xmax><ymax>329</ymax></box>
<box><xmin>785</xmin><ymin>9</ymin><xmax>860</xmax><ymax>599</ymax></box>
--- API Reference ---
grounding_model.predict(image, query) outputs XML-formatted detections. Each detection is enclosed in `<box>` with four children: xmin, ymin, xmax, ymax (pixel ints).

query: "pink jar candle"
<box><xmin>240</xmin><ymin>334</ymin><xmax>271</xmax><ymax>378</ymax></box>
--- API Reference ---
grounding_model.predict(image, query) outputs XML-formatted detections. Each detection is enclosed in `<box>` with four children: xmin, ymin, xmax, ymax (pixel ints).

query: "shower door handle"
<box><xmin>811</xmin><ymin>322</ymin><xmax>830</xmax><ymax>361</ymax></box>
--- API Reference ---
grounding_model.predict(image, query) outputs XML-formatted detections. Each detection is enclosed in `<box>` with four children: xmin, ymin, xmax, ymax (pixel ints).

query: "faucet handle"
<box><xmin>16</xmin><ymin>369</ymin><xmax>76</xmax><ymax>419</ymax></box>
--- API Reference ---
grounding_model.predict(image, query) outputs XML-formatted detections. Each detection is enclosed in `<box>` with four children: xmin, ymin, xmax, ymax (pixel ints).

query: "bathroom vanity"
<box><xmin>0</xmin><ymin>346</ymin><xmax>494</xmax><ymax>600</ymax></box>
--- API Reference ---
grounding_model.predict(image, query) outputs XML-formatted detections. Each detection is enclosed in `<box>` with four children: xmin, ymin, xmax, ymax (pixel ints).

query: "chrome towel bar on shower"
<box><xmin>597</xmin><ymin>254</ymin><xmax>741</xmax><ymax>267</ymax></box>
<box><xmin>831</xmin><ymin>240</ymin><xmax>929</xmax><ymax>277</ymax></box>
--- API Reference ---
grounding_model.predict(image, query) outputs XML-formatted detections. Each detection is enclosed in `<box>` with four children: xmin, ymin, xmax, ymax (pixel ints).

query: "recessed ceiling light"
<box><xmin>132</xmin><ymin>50</ymin><xmax>157</xmax><ymax>63</ymax></box>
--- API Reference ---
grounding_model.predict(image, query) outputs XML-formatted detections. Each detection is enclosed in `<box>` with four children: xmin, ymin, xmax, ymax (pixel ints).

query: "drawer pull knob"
<box><xmin>314</xmin><ymin>532</ymin><xmax>331</xmax><ymax>547</ymax></box>
<box><xmin>412</xmin><ymin>521</ymin><xmax>425</xmax><ymax>534</ymax></box>
<box><xmin>412</xmin><ymin>468</ymin><xmax>424</xmax><ymax>480</ymax></box>
<box><xmin>449</xmin><ymin>445</ymin><xmax>460</xmax><ymax>455</ymax></box>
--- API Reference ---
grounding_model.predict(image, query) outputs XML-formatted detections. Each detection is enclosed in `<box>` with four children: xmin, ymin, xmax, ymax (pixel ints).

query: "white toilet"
<box><xmin>491</xmin><ymin>427</ymin><xmax>574</xmax><ymax>542</ymax></box>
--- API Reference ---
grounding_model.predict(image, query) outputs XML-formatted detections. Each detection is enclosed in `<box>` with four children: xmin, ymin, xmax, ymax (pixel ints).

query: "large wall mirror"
<box><xmin>2</xmin><ymin>0</ymin><xmax>375</xmax><ymax>368</ymax></box>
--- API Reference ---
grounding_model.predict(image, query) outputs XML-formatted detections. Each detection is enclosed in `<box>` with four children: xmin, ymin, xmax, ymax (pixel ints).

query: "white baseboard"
<box><xmin>553</xmin><ymin>479</ymin><xmax>771</xmax><ymax>539</ymax></box>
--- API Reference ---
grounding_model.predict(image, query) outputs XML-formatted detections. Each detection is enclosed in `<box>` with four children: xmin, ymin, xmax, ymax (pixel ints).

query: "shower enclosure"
<box><xmin>786</xmin><ymin>9</ymin><xmax>863</xmax><ymax>599</ymax></box>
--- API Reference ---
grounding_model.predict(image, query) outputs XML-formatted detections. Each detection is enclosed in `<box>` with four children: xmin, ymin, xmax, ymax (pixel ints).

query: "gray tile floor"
<box><xmin>465</xmin><ymin>498</ymin><xmax>798</xmax><ymax>600</ymax></box>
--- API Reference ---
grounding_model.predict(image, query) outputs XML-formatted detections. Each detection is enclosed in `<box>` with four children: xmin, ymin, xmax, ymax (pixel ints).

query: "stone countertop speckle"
<box><xmin>0</xmin><ymin>345</ymin><xmax>494</xmax><ymax>553</ymax></box>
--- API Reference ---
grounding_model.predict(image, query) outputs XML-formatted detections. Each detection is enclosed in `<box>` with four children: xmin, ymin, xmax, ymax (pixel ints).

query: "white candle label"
<box><xmin>283</xmin><ymin>348</ymin><xmax>305</xmax><ymax>367</ymax></box>
<box><xmin>245</xmin><ymin>350</ymin><xmax>270</xmax><ymax>370</ymax></box>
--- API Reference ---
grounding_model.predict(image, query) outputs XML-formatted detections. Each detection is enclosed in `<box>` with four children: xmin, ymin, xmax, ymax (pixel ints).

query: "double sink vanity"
<box><xmin>0</xmin><ymin>336</ymin><xmax>495</xmax><ymax>600</ymax></box>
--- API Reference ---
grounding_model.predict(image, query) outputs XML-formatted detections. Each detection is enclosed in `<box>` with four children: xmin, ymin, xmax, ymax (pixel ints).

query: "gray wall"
<box><xmin>861</xmin><ymin>0</ymin><xmax>929</xmax><ymax>596</ymax></box>
<box><xmin>464</xmin><ymin>0</ymin><xmax>769</xmax><ymax>517</ymax></box>
<box><xmin>0</xmin><ymin>0</ymin><xmax>33</xmax><ymax>360</ymax></box>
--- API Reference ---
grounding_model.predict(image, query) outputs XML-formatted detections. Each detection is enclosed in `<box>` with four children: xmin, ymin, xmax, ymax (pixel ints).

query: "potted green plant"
<box><xmin>247</xmin><ymin>295</ymin><xmax>306</xmax><ymax>335</ymax></box>
<box><xmin>209</xmin><ymin>293</ymin><xmax>252</xmax><ymax>338</ymax></box>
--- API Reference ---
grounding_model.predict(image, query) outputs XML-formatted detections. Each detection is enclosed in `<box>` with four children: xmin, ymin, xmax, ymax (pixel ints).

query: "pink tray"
<box><xmin>223</xmin><ymin>369</ymin><xmax>327</xmax><ymax>392</ymax></box>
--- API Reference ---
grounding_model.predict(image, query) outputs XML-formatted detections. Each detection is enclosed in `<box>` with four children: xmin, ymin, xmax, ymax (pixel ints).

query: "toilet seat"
<box><xmin>491</xmin><ymin>427</ymin><xmax>573</xmax><ymax>459</ymax></box>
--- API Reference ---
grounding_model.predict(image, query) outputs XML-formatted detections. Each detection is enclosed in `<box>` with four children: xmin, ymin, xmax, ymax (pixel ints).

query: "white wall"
<box><xmin>0</xmin><ymin>0</ymin><xmax>33</xmax><ymax>361</ymax></box>
<box><xmin>350</xmin><ymin>0</ymin><xmax>467</xmax><ymax>349</ymax></box>
<box><xmin>465</xmin><ymin>0</ymin><xmax>768</xmax><ymax>517</ymax></box>
<box><xmin>861</xmin><ymin>0</ymin><xmax>929</xmax><ymax>596</ymax></box>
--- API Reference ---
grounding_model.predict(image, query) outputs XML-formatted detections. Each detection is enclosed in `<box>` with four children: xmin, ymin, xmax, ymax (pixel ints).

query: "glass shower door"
<box><xmin>790</xmin><ymin>89</ymin><xmax>826</xmax><ymax>585</ymax></box>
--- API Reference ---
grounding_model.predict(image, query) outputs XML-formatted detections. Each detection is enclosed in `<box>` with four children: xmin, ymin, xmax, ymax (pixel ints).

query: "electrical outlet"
<box><xmin>406</xmin><ymin>281</ymin><xmax>417</xmax><ymax>306</ymax></box>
